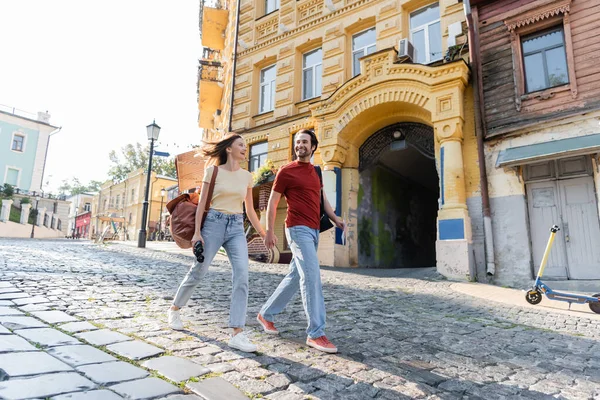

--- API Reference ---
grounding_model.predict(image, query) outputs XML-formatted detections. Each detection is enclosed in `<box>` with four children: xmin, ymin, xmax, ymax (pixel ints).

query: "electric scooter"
<box><xmin>525</xmin><ymin>225</ymin><xmax>600</xmax><ymax>314</ymax></box>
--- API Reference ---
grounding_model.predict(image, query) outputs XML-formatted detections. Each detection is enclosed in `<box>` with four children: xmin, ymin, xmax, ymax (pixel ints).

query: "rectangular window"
<box><xmin>302</xmin><ymin>48</ymin><xmax>323</xmax><ymax>100</ymax></box>
<box><xmin>522</xmin><ymin>27</ymin><xmax>569</xmax><ymax>93</ymax></box>
<box><xmin>352</xmin><ymin>28</ymin><xmax>376</xmax><ymax>77</ymax></box>
<box><xmin>265</xmin><ymin>0</ymin><xmax>279</xmax><ymax>14</ymax></box>
<box><xmin>12</xmin><ymin>135</ymin><xmax>24</xmax><ymax>152</ymax></box>
<box><xmin>5</xmin><ymin>168</ymin><xmax>19</xmax><ymax>186</ymax></box>
<box><xmin>259</xmin><ymin>65</ymin><xmax>276</xmax><ymax>114</ymax></box>
<box><xmin>410</xmin><ymin>3</ymin><xmax>442</xmax><ymax>64</ymax></box>
<box><xmin>249</xmin><ymin>141</ymin><xmax>268</xmax><ymax>172</ymax></box>
<box><xmin>84</xmin><ymin>203</ymin><xmax>91</xmax><ymax>212</ymax></box>
<box><xmin>131</xmin><ymin>188</ymin><xmax>135</xmax><ymax>203</ymax></box>
<box><xmin>116</xmin><ymin>195</ymin><xmax>120</xmax><ymax>208</ymax></box>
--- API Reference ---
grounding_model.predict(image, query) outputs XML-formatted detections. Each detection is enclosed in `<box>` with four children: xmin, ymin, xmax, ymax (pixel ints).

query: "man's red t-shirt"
<box><xmin>272</xmin><ymin>161</ymin><xmax>321</xmax><ymax>230</ymax></box>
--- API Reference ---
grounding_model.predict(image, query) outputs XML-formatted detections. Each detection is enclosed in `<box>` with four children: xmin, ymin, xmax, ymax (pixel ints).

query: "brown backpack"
<box><xmin>166</xmin><ymin>167</ymin><xmax>218</xmax><ymax>249</ymax></box>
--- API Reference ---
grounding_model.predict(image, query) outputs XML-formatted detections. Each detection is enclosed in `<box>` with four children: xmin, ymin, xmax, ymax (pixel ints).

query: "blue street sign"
<box><xmin>154</xmin><ymin>151</ymin><xmax>170</xmax><ymax>157</ymax></box>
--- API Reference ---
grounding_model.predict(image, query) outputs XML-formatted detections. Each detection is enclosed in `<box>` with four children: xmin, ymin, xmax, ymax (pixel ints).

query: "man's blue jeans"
<box><xmin>173</xmin><ymin>209</ymin><xmax>249</xmax><ymax>328</ymax></box>
<box><xmin>260</xmin><ymin>225</ymin><xmax>326</xmax><ymax>339</ymax></box>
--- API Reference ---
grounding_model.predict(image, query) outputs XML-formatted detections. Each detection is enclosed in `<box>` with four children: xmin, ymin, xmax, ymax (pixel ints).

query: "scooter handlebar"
<box><xmin>551</xmin><ymin>225</ymin><xmax>560</xmax><ymax>233</ymax></box>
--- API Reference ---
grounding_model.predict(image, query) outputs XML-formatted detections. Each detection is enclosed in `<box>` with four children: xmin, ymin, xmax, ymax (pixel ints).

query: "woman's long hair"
<box><xmin>200</xmin><ymin>133</ymin><xmax>243</xmax><ymax>166</ymax></box>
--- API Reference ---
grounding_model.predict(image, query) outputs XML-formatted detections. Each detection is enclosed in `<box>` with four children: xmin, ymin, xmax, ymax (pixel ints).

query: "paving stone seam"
<box><xmin>0</xmin><ymin>287</ymin><xmax>201</xmax><ymax>398</ymax></box>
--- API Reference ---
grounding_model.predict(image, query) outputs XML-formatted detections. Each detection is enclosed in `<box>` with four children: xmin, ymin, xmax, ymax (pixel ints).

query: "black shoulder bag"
<box><xmin>314</xmin><ymin>166</ymin><xmax>334</xmax><ymax>233</ymax></box>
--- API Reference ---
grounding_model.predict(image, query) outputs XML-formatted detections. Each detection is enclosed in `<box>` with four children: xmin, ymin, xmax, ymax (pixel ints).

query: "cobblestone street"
<box><xmin>1</xmin><ymin>238</ymin><xmax>600</xmax><ymax>399</ymax></box>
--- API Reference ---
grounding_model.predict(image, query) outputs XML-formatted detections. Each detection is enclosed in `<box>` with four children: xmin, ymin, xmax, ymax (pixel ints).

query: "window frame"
<box><xmin>505</xmin><ymin>0</ymin><xmax>576</xmax><ymax>111</ymax></box>
<box><xmin>259</xmin><ymin>65</ymin><xmax>277</xmax><ymax>114</ymax></box>
<box><xmin>409</xmin><ymin>2</ymin><xmax>442</xmax><ymax>65</ymax></box>
<box><xmin>521</xmin><ymin>26</ymin><xmax>569</xmax><ymax>94</ymax></box>
<box><xmin>265</xmin><ymin>0</ymin><xmax>279</xmax><ymax>15</ymax></box>
<box><xmin>351</xmin><ymin>27</ymin><xmax>377</xmax><ymax>77</ymax></box>
<box><xmin>302</xmin><ymin>48</ymin><xmax>323</xmax><ymax>101</ymax></box>
<box><xmin>249</xmin><ymin>141</ymin><xmax>269</xmax><ymax>172</ymax></box>
<box><xmin>11</xmin><ymin>132</ymin><xmax>26</xmax><ymax>153</ymax></box>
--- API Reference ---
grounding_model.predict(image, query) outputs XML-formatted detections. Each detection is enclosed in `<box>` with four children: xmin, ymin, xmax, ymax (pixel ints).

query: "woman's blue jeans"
<box><xmin>172</xmin><ymin>209</ymin><xmax>249</xmax><ymax>328</ymax></box>
<box><xmin>260</xmin><ymin>226</ymin><xmax>326</xmax><ymax>339</ymax></box>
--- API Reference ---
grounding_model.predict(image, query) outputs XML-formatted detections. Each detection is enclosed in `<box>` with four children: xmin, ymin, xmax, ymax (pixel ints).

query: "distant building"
<box><xmin>0</xmin><ymin>106</ymin><xmax>60</xmax><ymax>192</ymax></box>
<box><xmin>66</xmin><ymin>193</ymin><xmax>95</xmax><ymax>238</ymax></box>
<box><xmin>90</xmin><ymin>169</ymin><xmax>177</xmax><ymax>241</ymax></box>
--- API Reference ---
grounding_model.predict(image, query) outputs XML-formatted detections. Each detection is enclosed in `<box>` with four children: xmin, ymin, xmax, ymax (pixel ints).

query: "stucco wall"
<box><xmin>0</xmin><ymin>221</ymin><xmax>63</xmax><ymax>238</ymax></box>
<box><xmin>485</xmin><ymin>110</ymin><xmax>600</xmax><ymax>286</ymax></box>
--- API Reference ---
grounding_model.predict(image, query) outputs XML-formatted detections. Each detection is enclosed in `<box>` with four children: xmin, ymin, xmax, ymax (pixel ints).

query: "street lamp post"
<box><xmin>138</xmin><ymin>120</ymin><xmax>161</xmax><ymax>248</ymax></box>
<box><xmin>72</xmin><ymin>206</ymin><xmax>79</xmax><ymax>239</ymax></box>
<box><xmin>30</xmin><ymin>195</ymin><xmax>41</xmax><ymax>238</ymax></box>
<box><xmin>158</xmin><ymin>188</ymin><xmax>166</xmax><ymax>241</ymax></box>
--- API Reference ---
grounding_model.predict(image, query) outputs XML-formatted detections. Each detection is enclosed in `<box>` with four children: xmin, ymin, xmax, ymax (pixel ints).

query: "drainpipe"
<box><xmin>227</xmin><ymin>0</ymin><xmax>242</xmax><ymax>132</ymax></box>
<box><xmin>464</xmin><ymin>0</ymin><xmax>496</xmax><ymax>276</ymax></box>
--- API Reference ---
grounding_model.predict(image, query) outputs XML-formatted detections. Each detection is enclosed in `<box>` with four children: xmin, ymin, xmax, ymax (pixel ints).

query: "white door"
<box><xmin>527</xmin><ymin>181</ymin><xmax>568</xmax><ymax>278</ymax></box>
<box><xmin>558</xmin><ymin>177</ymin><xmax>600</xmax><ymax>279</ymax></box>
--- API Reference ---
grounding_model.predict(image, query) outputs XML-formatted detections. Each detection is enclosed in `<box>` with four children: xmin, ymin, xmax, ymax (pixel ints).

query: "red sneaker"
<box><xmin>306</xmin><ymin>336</ymin><xmax>337</xmax><ymax>353</ymax></box>
<box><xmin>256</xmin><ymin>314</ymin><xmax>279</xmax><ymax>335</ymax></box>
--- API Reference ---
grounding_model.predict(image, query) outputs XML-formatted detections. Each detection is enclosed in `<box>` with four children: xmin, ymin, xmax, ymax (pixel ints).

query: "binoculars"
<box><xmin>193</xmin><ymin>240</ymin><xmax>205</xmax><ymax>264</ymax></box>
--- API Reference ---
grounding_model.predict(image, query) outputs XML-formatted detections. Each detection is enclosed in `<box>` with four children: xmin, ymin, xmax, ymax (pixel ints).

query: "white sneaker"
<box><xmin>228</xmin><ymin>332</ymin><xmax>257</xmax><ymax>352</ymax></box>
<box><xmin>168</xmin><ymin>308</ymin><xmax>184</xmax><ymax>330</ymax></box>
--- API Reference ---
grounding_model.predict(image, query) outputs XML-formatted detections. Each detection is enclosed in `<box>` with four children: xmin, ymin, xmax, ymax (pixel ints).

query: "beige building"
<box><xmin>91</xmin><ymin>169</ymin><xmax>176</xmax><ymax>241</ymax></box>
<box><xmin>198</xmin><ymin>0</ymin><xmax>489</xmax><ymax>280</ymax></box>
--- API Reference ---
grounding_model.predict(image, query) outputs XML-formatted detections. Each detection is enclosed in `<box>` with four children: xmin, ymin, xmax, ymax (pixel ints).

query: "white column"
<box><xmin>37</xmin><ymin>207</ymin><xmax>47</xmax><ymax>226</ymax></box>
<box><xmin>20</xmin><ymin>204</ymin><xmax>31</xmax><ymax>225</ymax></box>
<box><xmin>0</xmin><ymin>200</ymin><xmax>13</xmax><ymax>222</ymax></box>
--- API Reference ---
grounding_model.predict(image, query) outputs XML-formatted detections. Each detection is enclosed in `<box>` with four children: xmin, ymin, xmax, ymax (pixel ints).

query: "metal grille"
<box><xmin>359</xmin><ymin>123</ymin><xmax>434</xmax><ymax>172</ymax></box>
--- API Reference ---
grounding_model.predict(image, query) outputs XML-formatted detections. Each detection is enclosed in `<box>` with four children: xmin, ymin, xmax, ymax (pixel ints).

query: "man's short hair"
<box><xmin>295</xmin><ymin>129</ymin><xmax>318</xmax><ymax>155</ymax></box>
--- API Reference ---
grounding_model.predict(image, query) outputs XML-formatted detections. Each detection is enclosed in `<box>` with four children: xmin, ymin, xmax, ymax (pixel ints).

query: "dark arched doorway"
<box><xmin>357</xmin><ymin>123</ymin><xmax>438</xmax><ymax>268</ymax></box>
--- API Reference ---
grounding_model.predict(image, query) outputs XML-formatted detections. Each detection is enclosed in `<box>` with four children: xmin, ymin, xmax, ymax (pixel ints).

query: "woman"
<box><xmin>168</xmin><ymin>134</ymin><xmax>266</xmax><ymax>352</ymax></box>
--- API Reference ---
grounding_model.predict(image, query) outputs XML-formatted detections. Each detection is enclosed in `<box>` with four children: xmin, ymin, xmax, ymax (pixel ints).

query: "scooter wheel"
<box><xmin>525</xmin><ymin>291</ymin><xmax>542</xmax><ymax>305</ymax></box>
<box><xmin>589</xmin><ymin>293</ymin><xmax>600</xmax><ymax>314</ymax></box>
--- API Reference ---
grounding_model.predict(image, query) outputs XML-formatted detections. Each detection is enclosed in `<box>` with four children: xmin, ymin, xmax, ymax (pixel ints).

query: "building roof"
<box><xmin>0</xmin><ymin>109</ymin><xmax>59</xmax><ymax>129</ymax></box>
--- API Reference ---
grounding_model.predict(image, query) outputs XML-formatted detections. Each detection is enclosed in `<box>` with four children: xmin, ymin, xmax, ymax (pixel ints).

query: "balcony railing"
<box><xmin>202</xmin><ymin>47</ymin><xmax>221</xmax><ymax>62</ymax></box>
<box><xmin>198</xmin><ymin>60</ymin><xmax>224</xmax><ymax>83</ymax></box>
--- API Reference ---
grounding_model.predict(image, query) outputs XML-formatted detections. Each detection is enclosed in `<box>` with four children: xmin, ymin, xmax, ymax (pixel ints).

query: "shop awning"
<box><xmin>496</xmin><ymin>134</ymin><xmax>600</xmax><ymax>168</ymax></box>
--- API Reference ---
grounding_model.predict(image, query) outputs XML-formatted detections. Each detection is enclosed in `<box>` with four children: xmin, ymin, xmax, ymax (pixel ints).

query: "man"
<box><xmin>257</xmin><ymin>129</ymin><xmax>345</xmax><ymax>353</ymax></box>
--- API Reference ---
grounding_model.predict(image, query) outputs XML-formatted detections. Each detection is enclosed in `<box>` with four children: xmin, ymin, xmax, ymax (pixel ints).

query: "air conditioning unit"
<box><xmin>397</xmin><ymin>38</ymin><xmax>416</xmax><ymax>63</ymax></box>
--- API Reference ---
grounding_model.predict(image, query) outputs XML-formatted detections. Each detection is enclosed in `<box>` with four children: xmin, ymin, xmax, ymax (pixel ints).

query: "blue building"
<box><xmin>0</xmin><ymin>107</ymin><xmax>60</xmax><ymax>192</ymax></box>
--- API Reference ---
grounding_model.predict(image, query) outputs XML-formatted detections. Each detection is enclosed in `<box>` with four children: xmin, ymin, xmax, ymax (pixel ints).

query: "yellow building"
<box><xmin>91</xmin><ymin>169</ymin><xmax>176</xmax><ymax>241</ymax></box>
<box><xmin>199</xmin><ymin>0</ymin><xmax>485</xmax><ymax>280</ymax></box>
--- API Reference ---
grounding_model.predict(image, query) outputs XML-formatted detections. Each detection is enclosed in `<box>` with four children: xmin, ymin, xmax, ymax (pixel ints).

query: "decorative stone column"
<box><xmin>0</xmin><ymin>199</ymin><xmax>13</xmax><ymax>223</ymax></box>
<box><xmin>20</xmin><ymin>204</ymin><xmax>31</xmax><ymax>225</ymax></box>
<box><xmin>434</xmin><ymin>117</ymin><xmax>474</xmax><ymax>280</ymax></box>
<box><xmin>37</xmin><ymin>207</ymin><xmax>47</xmax><ymax>227</ymax></box>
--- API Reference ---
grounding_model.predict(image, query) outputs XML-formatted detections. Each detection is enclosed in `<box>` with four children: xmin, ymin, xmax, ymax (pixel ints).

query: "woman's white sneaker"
<box><xmin>168</xmin><ymin>308</ymin><xmax>184</xmax><ymax>330</ymax></box>
<box><xmin>228</xmin><ymin>332</ymin><xmax>257</xmax><ymax>352</ymax></box>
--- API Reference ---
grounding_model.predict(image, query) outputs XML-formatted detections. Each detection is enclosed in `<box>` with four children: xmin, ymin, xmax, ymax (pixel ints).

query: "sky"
<box><xmin>0</xmin><ymin>1</ymin><xmax>202</xmax><ymax>193</ymax></box>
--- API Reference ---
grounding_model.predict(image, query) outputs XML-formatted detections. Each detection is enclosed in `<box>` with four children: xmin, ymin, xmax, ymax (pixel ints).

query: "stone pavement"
<box><xmin>0</xmin><ymin>238</ymin><xmax>599</xmax><ymax>399</ymax></box>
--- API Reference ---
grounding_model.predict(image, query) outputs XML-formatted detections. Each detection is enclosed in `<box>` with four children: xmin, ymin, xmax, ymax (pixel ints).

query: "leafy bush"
<box><xmin>252</xmin><ymin>160</ymin><xmax>277</xmax><ymax>185</ymax></box>
<box><xmin>20</xmin><ymin>197</ymin><xmax>31</xmax><ymax>204</ymax></box>
<box><xmin>0</xmin><ymin>184</ymin><xmax>14</xmax><ymax>199</ymax></box>
<box><xmin>9</xmin><ymin>205</ymin><xmax>20</xmax><ymax>223</ymax></box>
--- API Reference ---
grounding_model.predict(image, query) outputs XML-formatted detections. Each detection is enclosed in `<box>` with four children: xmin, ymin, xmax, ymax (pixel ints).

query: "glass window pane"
<box><xmin>303</xmin><ymin>68</ymin><xmax>313</xmax><ymax>100</ymax></box>
<box><xmin>412</xmin><ymin>29</ymin><xmax>426</xmax><ymax>64</ymax></box>
<box><xmin>303</xmin><ymin>48</ymin><xmax>322</xmax><ymax>68</ymax></box>
<box><xmin>266</xmin><ymin>0</ymin><xmax>277</xmax><ymax>13</ymax></box>
<box><xmin>261</xmin><ymin>65</ymin><xmax>276</xmax><ymax>83</ymax></box>
<box><xmin>353</xmin><ymin>50</ymin><xmax>363</xmax><ymax>76</ymax></box>
<box><xmin>271</xmin><ymin>82</ymin><xmax>276</xmax><ymax>110</ymax></box>
<box><xmin>546</xmin><ymin>46</ymin><xmax>569</xmax><ymax>87</ymax></box>
<box><xmin>6</xmin><ymin>169</ymin><xmax>18</xmax><ymax>186</ymax></box>
<box><xmin>522</xmin><ymin>29</ymin><xmax>564</xmax><ymax>53</ymax></box>
<box><xmin>524</xmin><ymin>53</ymin><xmax>546</xmax><ymax>92</ymax></box>
<box><xmin>410</xmin><ymin>3</ymin><xmax>439</xmax><ymax>28</ymax></box>
<box><xmin>428</xmin><ymin>21</ymin><xmax>442</xmax><ymax>61</ymax></box>
<box><xmin>250</xmin><ymin>142</ymin><xmax>268</xmax><ymax>157</ymax></box>
<box><xmin>367</xmin><ymin>45</ymin><xmax>376</xmax><ymax>55</ymax></box>
<box><xmin>352</xmin><ymin>28</ymin><xmax>376</xmax><ymax>50</ymax></box>
<box><xmin>315</xmin><ymin>64</ymin><xmax>322</xmax><ymax>97</ymax></box>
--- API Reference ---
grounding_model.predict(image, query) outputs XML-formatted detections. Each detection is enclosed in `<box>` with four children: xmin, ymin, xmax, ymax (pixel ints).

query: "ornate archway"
<box><xmin>359</xmin><ymin>122</ymin><xmax>434</xmax><ymax>172</ymax></box>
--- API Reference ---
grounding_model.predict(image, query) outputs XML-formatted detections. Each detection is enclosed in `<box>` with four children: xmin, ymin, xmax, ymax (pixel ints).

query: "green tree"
<box><xmin>58</xmin><ymin>178</ymin><xmax>104</xmax><ymax>196</ymax></box>
<box><xmin>108</xmin><ymin>142</ymin><xmax>176</xmax><ymax>182</ymax></box>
